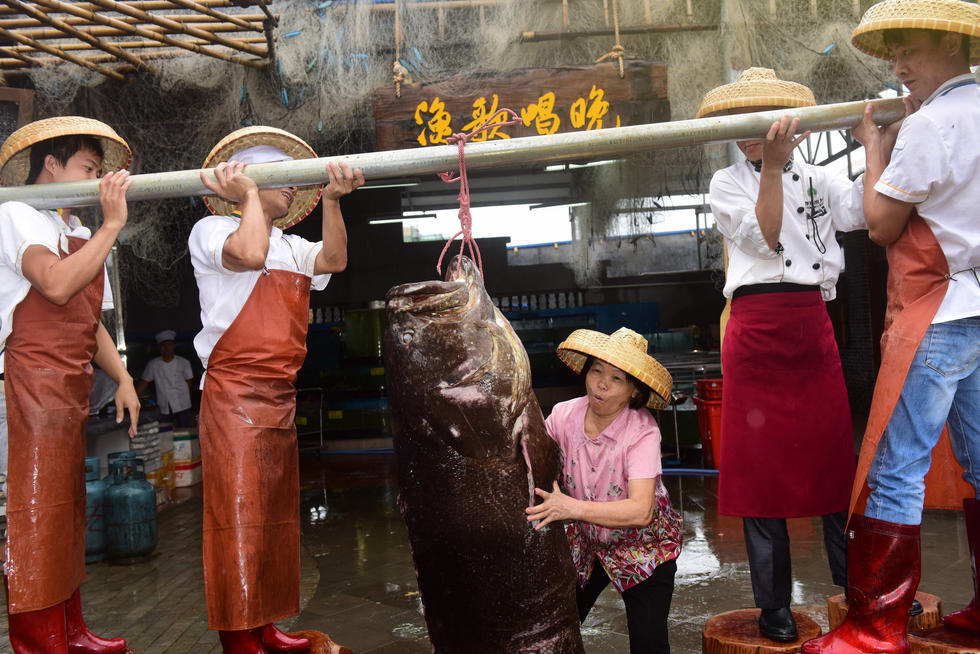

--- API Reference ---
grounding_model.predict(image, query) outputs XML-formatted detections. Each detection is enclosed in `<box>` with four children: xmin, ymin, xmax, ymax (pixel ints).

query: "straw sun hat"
<box><xmin>0</xmin><ymin>116</ymin><xmax>131</xmax><ymax>187</ymax></box>
<box><xmin>201</xmin><ymin>125</ymin><xmax>322</xmax><ymax>230</ymax></box>
<box><xmin>852</xmin><ymin>0</ymin><xmax>980</xmax><ymax>65</ymax></box>
<box><xmin>696</xmin><ymin>67</ymin><xmax>816</xmax><ymax>119</ymax></box>
<box><xmin>557</xmin><ymin>327</ymin><xmax>673</xmax><ymax>409</ymax></box>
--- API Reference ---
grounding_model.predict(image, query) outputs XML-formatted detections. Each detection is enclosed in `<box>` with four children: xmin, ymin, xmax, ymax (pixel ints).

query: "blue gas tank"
<box><xmin>105</xmin><ymin>458</ymin><xmax>158</xmax><ymax>559</ymax></box>
<box><xmin>84</xmin><ymin>456</ymin><xmax>107</xmax><ymax>563</ymax></box>
<box><xmin>102</xmin><ymin>451</ymin><xmax>137</xmax><ymax>484</ymax></box>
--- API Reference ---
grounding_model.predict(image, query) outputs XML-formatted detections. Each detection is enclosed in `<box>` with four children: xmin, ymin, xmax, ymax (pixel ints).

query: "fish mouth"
<box><xmin>386</xmin><ymin>278</ymin><xmax>471</xmax><ymax>317</ymax></box>
<box><xmin>386</xmin><ymin>256</ymin><xmax>485</xmax><ymax>317</ymax></box>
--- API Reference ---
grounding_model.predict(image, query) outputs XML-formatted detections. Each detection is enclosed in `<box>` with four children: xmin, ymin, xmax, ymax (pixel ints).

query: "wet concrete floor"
<box><xmin>0</xmin><ymin>452</ymin><xmax>974</xmax><ymax>653</ymax></box>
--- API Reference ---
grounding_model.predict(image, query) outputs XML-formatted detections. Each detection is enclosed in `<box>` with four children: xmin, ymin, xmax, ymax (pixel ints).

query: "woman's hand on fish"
<box><xmin>526</xmin><ymin>481</ymin><xmax>578</xmax><ymax>530</ymax></box>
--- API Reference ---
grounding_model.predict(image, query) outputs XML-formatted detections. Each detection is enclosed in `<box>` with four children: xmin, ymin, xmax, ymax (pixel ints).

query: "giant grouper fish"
<box><xmin>384</xmin><ymin>255</ymin><xmax>585</xmax><ymax>654</ymax></box>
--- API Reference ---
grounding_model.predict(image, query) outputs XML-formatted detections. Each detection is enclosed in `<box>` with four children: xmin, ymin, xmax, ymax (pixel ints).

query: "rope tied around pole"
<box><xmin>436</xmin><ymin>107</ymin><xmax>522</xmax><ymax>280</ymax></box>
<box><xmin>595</xmin><ymin>0</ymin><xmax>626</xmax><ymax>78</ymax></box>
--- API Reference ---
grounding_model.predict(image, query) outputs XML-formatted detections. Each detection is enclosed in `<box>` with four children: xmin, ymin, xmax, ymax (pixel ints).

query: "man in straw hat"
<box><xmin>190</xmin><ymin>126</ymin><xmax>362</xmax><ymax>653</ymax></box>
<box><xmin>803</xmin><ymin>2</ymin><xmax>980</xmax><ymax>652</ymax></box>
<box><xmin>0</xmin><ymin>116</ymin><xmax>140</xmax><ymax>653</ymax></box>
<box><xmin>697</xmin><ymin>68</ymin><xmax>872</xmax><ymax>642</ymax></box>
<box><xmin>526</xmin><ymin>327</ymin><xmax>681</xmax><ymax>654</ymax></box>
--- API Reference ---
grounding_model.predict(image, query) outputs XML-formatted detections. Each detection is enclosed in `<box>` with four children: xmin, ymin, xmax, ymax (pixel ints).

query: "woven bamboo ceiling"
<box><xmin>0</xmin><ymin>0</ymin><xmax>278</xmax><ymax>80</ymax></box>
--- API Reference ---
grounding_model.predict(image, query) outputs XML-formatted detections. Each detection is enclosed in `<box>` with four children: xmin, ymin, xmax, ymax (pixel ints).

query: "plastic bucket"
<box><xmin>693</xmin><ymin>394</ymin><xmax>723</xmax><ymax>470</ymax></box>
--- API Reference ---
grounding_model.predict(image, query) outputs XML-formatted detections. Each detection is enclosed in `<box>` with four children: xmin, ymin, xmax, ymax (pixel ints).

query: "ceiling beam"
<box><xmin>0</xmin><ymin>0</ymin><xmax>236</xmax><ymax>13</ymax></box>
<box><xmin>86</xmin><ymin>0</ymin><xmax>266</xmax><ymax>57</ymax></box>
<box><xmin>165</xmin><ymin>0</ymin><xmax>260</xmax><ymax>32</ymax></box>
<box><xmin>5</xmin><ymin>34</ymin><xmax>264</xmax><ymax>52</ymax></box>
<box><xmin>0</xmin><ymin>22</ymin><xmax>125</xmax><ymax>80</ymax></box>
<box><xmin>0</xmin><ymin>13</ymin><xmax>268</xmax><ymax>31</ymax></box>
<box><xmin>28</xmin><ymin>0</ymin><xmax>266</xmax><ymax>67</ymax></box>
<box><xmin>3</xmin><ymin>0</ymin><xmax>155</xmax><ymax>73</ymax></box>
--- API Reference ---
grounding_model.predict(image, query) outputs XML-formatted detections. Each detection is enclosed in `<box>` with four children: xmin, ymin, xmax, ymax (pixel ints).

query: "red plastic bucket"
<box><xmin>696</xmin><ymin>377</ymin><xmax>723</xmax><ymax>401</ymax></box>
<box><xmin>694</xmin><ymin>378</ymin><xmax>723</xmax><ymax>469</ymax></box>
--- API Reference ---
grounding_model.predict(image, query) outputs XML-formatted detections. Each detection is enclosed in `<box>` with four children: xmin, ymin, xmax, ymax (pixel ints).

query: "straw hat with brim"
<box><xmin>852</xmin><ymin>0</ymin><xmax>980</xmax><ymax>65</ymax></box>
<box><xmin>0</xmin><ymin>116</ymin><xmax>131</xmax><ymax>187</ymax></box>
<box><xmin>202</xmin><ymin>126</ymin><xmax>322</xmax><ymax>230</ymax></box>
<box><xmin>696</xmin><ymin>67</ymin><xmax>816</xmax><ymax>119</ymax></box>
<box><xmin>557</xmin><ymin>327</ymin><xmax>673</xmax><ymax>410</ymax></box>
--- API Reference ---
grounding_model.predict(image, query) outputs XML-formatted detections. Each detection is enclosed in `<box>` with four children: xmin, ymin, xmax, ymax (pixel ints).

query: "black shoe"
<box><xmin>758</xmin><ymin>607</ymin><xmax>799</xmax><ymax>642</ymax></box>
<box><xmin>910</xmin><ymin>598</ymin><xmax>923</xmax><ymax>616</ymax></box>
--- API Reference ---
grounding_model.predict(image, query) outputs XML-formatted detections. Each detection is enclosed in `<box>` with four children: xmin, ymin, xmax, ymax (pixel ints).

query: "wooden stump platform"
<box><xmin>287</xmin><ymin>631</ymin><xmax>353</xmax><ymax>654</ymax></box>
<box><xmin>703</xmin><ymin>609</ymin><xmax>821</xmax><ymax>654</ymax></box>
<box><xmin>827</xmin><ymin>592</ymin><xmax>942</xmax><ymax>631</ymax></box>
<box><xmin>909</xmin><ymin>626</ymin><xmax>980</xmax><ymax>653</ymax></box>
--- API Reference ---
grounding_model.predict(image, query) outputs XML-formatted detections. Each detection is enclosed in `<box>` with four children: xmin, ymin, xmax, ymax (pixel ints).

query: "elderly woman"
<box><xmin>526</xmin><ymin>327</ymin><xmax>683</xmax><ymax>654</ymax></box>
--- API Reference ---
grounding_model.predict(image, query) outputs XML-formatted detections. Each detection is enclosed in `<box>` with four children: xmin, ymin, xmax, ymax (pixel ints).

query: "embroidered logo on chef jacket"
<box><xmin>805</xmin><ymin>195</ymin><xmax>827</xmax><ymax>220</ymax></box>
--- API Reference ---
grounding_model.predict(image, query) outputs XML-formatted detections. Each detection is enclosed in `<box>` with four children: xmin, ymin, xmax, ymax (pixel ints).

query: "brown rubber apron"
<box><xmin>199</xmin><ymin>268</ymin><xmax>310</xmax><ymax>630</ymax></box>
<box><xmin>5</xmin><ymin>235</ymin><xmax>102</xmax><ymax>613</ymax></box>
<box><xmin>850</xmin><ymin>213</ymin><xmax>971</xmax><ymax>518</ymax></box>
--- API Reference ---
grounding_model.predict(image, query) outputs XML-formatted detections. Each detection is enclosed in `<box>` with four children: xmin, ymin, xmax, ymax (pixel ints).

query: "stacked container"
<box><xmin>173</xmin><ymin>428</ymin><xmax>202</xmax><ymax>487</ymax></box>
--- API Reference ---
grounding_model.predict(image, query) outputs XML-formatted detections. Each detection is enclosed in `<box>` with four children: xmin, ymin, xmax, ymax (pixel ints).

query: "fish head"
<box><xmin>385</xmin><ymin>255</ymin><xmax>532</xmax><ymax>459</ymax></box>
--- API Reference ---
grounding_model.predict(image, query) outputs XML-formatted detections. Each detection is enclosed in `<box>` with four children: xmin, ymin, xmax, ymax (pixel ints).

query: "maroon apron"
<box><xmin>5</xmin><ymin>235</ymin><xmax>102</xmax><ymax>613</ymax></box>
<box><xmin>198</xmin><ymin>269</ymin><xmax>310</xmax><ymax>630</ymax></box>
<box><xmin>850</xmin><ymin>213</ymin><xmax>971</xmax><ymax>517</ymax></box>
<box><xmin>719</xmin><ymin>290</ymin><xmax>855</xmax><ymax>518</ymax></box>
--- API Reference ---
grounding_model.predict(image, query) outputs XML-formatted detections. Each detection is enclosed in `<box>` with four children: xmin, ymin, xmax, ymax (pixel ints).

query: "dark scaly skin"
<box><xmin>385</xmin><ymin>256</ymin><xmax>585</xmax><ymax>654</ymax></box>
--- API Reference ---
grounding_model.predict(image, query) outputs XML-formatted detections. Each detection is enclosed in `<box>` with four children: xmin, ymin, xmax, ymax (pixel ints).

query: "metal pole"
<box><xmin>0</xmin><ymin>97</ymin><xmax>905</xmax><ymax>211</ymax></box>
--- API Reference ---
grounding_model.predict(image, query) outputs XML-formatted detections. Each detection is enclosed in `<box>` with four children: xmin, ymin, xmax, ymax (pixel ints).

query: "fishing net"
<box><xmin>22</xmin><ymin>0</ymin><xmax>894</xmax><ymax>301</ymax></box>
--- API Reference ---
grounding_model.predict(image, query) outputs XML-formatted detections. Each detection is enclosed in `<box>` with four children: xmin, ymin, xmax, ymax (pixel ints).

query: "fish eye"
<box><xmin>401</xmin><ymin>331</ymin><xmax>414</xmax><ymax>344</ymax></box>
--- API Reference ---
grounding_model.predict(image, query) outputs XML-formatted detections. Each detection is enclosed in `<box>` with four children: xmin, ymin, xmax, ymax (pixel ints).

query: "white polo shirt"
<box><xmin>189</xmin><ymin>214</ymin><xmax>331</xmax><ymax>375</ymax></box>
<box><xmin>0</xmin><ymin>201</ymin><xmax>114</xmax><ymax>373</ymax></box>
<box><xmin>709</xmin><ymin>159</ymin><xmax>867</xmax><ymax>300</ymax></box>
<box><xmin>876</xmin><ymin>74</ymin><xmax>980</xmax><ymax>324</ymax></box>
<box><xmin>140</xmin><ymin>355</ymin><xmax>193</xmax><ymax>413</ymax></box>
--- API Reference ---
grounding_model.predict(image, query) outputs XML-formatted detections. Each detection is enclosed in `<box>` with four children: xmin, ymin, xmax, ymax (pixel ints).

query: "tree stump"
<box><xmin>703</xmin><ymin>609</ymin><xmax>822</xmax><ymax>654</ymax></box>
<box><xmin>287</xmin><ymin>630</ymin><xmax>353</xmax><ymax>654</ymax></box>
<box><xmin>909</xmin><ymin>626</ymin><xmax>980</xmax><ymax>653</ymax></box>
<box><xmin>827</xmin><ymin>592</ymin><xmax>942</xmax><ymax>631</ymax></box>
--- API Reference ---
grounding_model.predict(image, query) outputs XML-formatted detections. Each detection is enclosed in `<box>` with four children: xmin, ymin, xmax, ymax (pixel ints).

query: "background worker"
<box><xmin>136</xmin><ymin>328</ymin><xmax>195</xmax><ymax>427</ymax></box>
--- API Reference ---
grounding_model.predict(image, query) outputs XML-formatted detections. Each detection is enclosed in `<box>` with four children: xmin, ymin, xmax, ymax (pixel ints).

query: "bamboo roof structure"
<box><xmin>0</xmin><ymin>0</ymin><xmax>276</xmax><ymax>78</ymax></box>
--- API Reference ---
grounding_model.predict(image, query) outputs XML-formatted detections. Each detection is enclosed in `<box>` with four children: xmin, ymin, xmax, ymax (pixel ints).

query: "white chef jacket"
<box><xmin>709</xmin><ymin>158</ymin><xmax>867</xmax><ymax>300</ymax></box>
<box><xmin>140</xmin><ymin>355</ymin><xmax>193</xmax><ymax>414</ymax></box>
<box><xmin>875</xmin><ymin>74</ymin><xmax>980</xmax><ymax>324</ymax></box>
<box><xmin>0</xmin><ymin>201</ymin><xmax>113</xmax><ymax>374</ymax></box>
<box><xmin>189</xmin><ymin>214</ymin><xmax>331</xmax><ymax>377</ymax></box>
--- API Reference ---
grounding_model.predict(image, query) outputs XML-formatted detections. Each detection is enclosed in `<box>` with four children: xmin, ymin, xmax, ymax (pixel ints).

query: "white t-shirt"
<box><xmin>0</xmin><ymin>201</ymin><xmax>113</xmax><ymax>373</ymax></box>
<box><xmin>709</xmin><ymin>159</ymin><xmax>867</xmax><ymax>300</ymax></box>
<box><xmin>189</xmin><ymin>214</ymin><xmax>331</xmax><ymax>375</ymax></box>
<box><xmin>140</xmin><ymin>355</ymin><xmax>193</xmax><ymax>414</ymax></box>
<box><xmin>876</xmin><ymin>74</ymin><xmax>980</xmax><ymax>324</ymax></box>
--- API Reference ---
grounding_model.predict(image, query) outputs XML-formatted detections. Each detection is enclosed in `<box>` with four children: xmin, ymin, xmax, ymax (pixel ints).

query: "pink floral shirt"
<box><xmin>545</xmin><ymin>396</ymin><xmax>683</xmax><ymax>592</ymax></box>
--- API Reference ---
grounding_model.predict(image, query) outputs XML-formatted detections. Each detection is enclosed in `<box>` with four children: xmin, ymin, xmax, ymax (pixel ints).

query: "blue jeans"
<box><xmin>866</xmin><ymin>316</ymin><xmax>980</xmax><ymax>525</ymax></box>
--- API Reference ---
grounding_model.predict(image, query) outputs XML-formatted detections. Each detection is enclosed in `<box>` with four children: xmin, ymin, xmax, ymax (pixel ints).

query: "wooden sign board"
<box><xmin>371</xmin><ymin>61</ymin><xmax>669</xmax><ymax>152</ymax></box>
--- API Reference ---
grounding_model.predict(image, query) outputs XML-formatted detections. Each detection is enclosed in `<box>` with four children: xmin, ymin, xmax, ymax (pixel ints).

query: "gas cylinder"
<box><xmin>84</xmin><ymin>456</ymin><xmax>107</xmax><ymax>563</ymax></box>
<box><xmin>105</xmin><ymin>458</ymin><xmax>158</xmax><ymax>559</ymax></box>
<box><xmin>102</xmin><ymin>450</ymin><xmax>137</xmax><ymax>483</ymax></box>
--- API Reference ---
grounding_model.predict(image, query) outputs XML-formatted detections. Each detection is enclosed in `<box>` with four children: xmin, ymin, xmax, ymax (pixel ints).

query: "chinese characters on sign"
<box><xmin>414</xmin><ymin>85</ymin><xmax>622</xmax><ymax>146</ymax></box>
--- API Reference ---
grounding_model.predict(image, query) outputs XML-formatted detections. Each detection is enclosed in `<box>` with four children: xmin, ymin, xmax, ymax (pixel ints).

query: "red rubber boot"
<box><xmin>64</xmin><ymin>588</ymin><xmax>127</xmax><ymax>654</ymax></box>
<box><xmin>219</xmin><ymin>629</ymin><xmax>268</xmax><ymax>654</ymax></box>
<box><xmin>8</xmin><ymin>603</ymin><xmax>70</xmax><ymax>654</ymax></box>
<box><xmin>801</xmin><ymin>514</ymin><xmax>920</xmax><ymax>654</ymax></box>
<box><xmin>943</xmin><ymin>498</ymin><xmax>980</xmax><ymax>634</ymax></box>
<box><xmin>261</xmin><ymin>624</ymin><xmax>310</xmax><ymax>652</ymax></box>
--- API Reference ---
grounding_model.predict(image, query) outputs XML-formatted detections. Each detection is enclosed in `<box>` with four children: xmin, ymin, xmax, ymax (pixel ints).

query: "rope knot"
<box><xmin>435</xmin><ymin>108</ymin><xmax>522</xmax><ymax>279</ymax></box>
